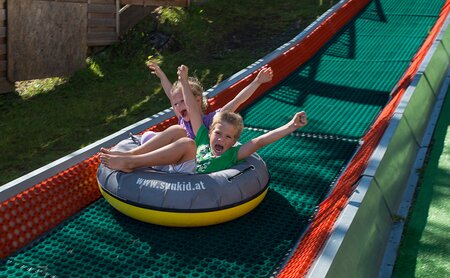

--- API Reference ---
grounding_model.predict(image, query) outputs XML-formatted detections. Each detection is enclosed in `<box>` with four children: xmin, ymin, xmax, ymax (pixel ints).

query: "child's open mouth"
<box><xmin>214</xmin><ymin>144</ymin><xmax>224</xmax><ymax>154</ymax></box>
<box><xmin>180</xmin><ymin>110</ymin><xmax>188</xmax><ymax>118</ymax></box>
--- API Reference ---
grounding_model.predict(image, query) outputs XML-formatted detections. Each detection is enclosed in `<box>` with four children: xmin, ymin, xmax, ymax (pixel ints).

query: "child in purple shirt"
<box><xmin>140</xmin><ymin>73</ymin><xmax>215</xmax><ymax>142</ymax></box>
<box><xmin>114</xmin><ymin>62</ymin><xmax>274</xmax><ymax>158</ymax></box>
<box><xmin>144</xmin><ymin>62</ymin><xmax>273</xmax><ymax>140</ymax></box>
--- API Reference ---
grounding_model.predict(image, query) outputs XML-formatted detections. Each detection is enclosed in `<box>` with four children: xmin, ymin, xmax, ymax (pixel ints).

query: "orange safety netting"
<box><xmin>0</xmin><ymin>119</ymin><xmax>179</xmax><ymax>259</ymax></box>
<box><xmin>277</xmin><ymin>1</ymin><xmax>450</xmax><ymax>277</ymax></box>
<box><xmin>0</xmin><ymin>156</ymin><xmax>100</xmax><ymax>259</ymax></box>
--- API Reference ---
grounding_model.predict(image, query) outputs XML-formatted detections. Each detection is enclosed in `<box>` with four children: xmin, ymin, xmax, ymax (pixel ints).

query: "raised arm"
<box><xmin>238</xmin><ymin>111</ymin><xmax>307</xmax><ymax>160</ymax></box>
<box><xmin>147</xmin><ymin>62</ymin><xmax>173</xmax><ymax>100</ymax></box>
<box><xmin>178</xmin><ymin>65</ymin><xmax>203</xmax><ymax>136</ymax></box>
<box><xmin>222</xmin><ymin>67</ymin><xmax>273</xmax><ymax>112</ymax></box>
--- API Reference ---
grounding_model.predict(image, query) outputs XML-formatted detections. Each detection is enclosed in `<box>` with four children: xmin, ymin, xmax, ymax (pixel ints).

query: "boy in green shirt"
<box><xmin>194</xmin><ymin>114</ymin><xmax>242</xmax><ymax>174</ymax></box>
<box><xmin>99</xmin><ymin>65</ymin><xmax>307</xmax><ymax>174</ymax></box>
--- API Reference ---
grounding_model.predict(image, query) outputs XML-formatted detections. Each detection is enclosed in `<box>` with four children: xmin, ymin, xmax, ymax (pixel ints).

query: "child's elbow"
<box><xmin>253</xmin><ymin>138</ymin><xmax>266</xmax><ymax>150</ymax></box>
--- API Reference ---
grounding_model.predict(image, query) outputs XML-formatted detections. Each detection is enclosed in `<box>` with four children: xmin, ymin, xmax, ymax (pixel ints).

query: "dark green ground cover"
<box><xmin>393</xmin><ymin>88</ymin><xmax>450</xmax><ymax>278</ymax></box>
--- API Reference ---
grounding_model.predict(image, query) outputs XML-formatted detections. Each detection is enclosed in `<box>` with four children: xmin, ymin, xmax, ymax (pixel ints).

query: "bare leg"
<box><xmin>99</xmin><ymin>137</ymin><xmax>196</xmax><ymax>172</ymax></box>
<box><xmin>101</xmin><ymin>125</ymin><xmax>187</xmax><ymax>156</ymax></box>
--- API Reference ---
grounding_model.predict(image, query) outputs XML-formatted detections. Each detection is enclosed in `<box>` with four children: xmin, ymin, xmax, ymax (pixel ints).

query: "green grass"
<box><xmin>392</xmin><ymin>89</ymin><xmax>450</xmax><ymax>277</ymax></box>
<box><xmin>0</xmin><ymin>0</ymin><xmax>334</xmax><ymax>185</ymax></box>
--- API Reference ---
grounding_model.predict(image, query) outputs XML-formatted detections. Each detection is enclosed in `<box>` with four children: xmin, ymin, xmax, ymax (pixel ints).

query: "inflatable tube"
<box><xmin>97</xmin><ymin>137</ymin><xmax>270</xmax><ymax>227</ymax></box>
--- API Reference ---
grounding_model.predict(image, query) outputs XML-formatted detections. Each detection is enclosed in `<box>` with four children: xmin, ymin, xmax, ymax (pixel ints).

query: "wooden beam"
<box><xmin>0</xmin><ymin>44</ymin><xmax>6</xmax><ymax>55</ymax></box>
<box><xmin>88</xmin><ymin>4</ymin><xmax>116</xmax><ymax>13</ymax></box>
<box><xmin>87</xmin><ymin>31</ymin><xmax>117</xmax><ymax>40</ymax></box>
<box><xmin>90</xmin><ymin>0</ymin><xmax>116</xmax><ymax>4</ymax></box>
<box><xmin>0</xmin><ymin>60</ymin><xmax>6</xmax><ymax>71</ymax></box>
<box><xmin>118</xmin><ymin>5</ymin><xmax>154</xmax><ymax>35</ymax></box>
<box><xmin>87</xmin><ymin>39</ymin><xmax>119</xmax><ymax>46</ymax></box>
<box><xmin>88</xmin><ymin>17</ymin><xmax>116</xmax><ymax>27</ymax></box>
<box><xmin>0</xmin><ymin>9</ymin><xmax>5</xmax><ymax>21</ymax></box>
<box><xmin>120</xmin><ymin>0</ymin><xmax>188</xmax><ymax>7</ymax></box>
<box><xmin>53</xmin><ymin>0</ymin><xmax>88</xmax><ymax>3</ymax></box>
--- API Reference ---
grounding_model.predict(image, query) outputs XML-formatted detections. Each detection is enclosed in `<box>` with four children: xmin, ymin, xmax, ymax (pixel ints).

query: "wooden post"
<box><xmin>0</xmin><ymin>0</ymin><xmax>14</xmax><ymax>93</ymax></box>
<box><xmin>116</xmin><ymin>0</ymin><xmax>120</xmax><ymax>36</ymax></box>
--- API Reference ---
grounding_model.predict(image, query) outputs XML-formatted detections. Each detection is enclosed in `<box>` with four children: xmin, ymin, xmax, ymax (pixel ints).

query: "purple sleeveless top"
<box><xmin>179</xmin><ymin>109</ymin><xmax>219</xmax><ymax>139</ymax></box>
<box><xmin>140</xmin><ymin>109</ymin><xmax>220</xmax><ymax>144</ymax></box>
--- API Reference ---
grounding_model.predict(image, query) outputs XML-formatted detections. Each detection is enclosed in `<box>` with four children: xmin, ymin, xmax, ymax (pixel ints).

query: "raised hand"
<box><xmin>255</xmin><ymin>67</ymin><xmax>274</xmax><ymax>84</ymax></box>
<box><xmin>177</xmin><ymin>65</ymin><xmax>189</xmax><ymax>83</ymax></box>
<box><xmin>147</xmin><ymin>62</ymin><xmax>164</xmax><ymax>78</ymax></box>
<box><xmin>291</xmin><ymin>111</ymin><xmax>308</xmax><ymax>128</ymax></box>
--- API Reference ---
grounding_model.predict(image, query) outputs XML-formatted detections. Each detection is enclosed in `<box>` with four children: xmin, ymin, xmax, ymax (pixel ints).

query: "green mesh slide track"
<box><xmin>1</xmin><ymin>0</ymin><xmax>446</xmax><ymax>277</ymax></box>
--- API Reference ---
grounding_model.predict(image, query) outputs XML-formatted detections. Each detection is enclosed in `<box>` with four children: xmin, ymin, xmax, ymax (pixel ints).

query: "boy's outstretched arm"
<box><xmin>178</xmin><ymin>65</ymin><xmax>202</xmax><ymax>136</ymax></box>
<box><xmin>222</xmin><ymin>67</ymin><xmax>273</xmax><ymax>112</ymax></box>
<box><xmin>147</xmin><ymin>62</ymin><xmax>173</xmax><ymax>100</ymax></box>
<box><xmin>238</xmin><ymin>111</ymin><xmax>307</xmax><ymax>160</ymax></box>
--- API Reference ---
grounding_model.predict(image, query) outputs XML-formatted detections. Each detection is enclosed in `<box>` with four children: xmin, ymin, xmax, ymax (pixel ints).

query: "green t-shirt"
<box><xmin>194</xmin><ymin>125</ymin><xmax>241</xmax><ymax>174</ymax></box>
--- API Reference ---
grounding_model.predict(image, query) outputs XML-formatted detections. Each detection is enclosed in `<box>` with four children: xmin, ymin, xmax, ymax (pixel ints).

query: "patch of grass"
<box><xmin>392</xmin><ymin>88</ymin><xmax>450</xmax><ymax>278</ymax></box>
<box><xmin>0</xmin><ymin>0</ymin><xmax>333</xmax><ymax>185</ymax></box>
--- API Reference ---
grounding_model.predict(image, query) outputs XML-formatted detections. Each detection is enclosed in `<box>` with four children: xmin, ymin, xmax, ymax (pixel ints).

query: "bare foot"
<box><xmin>100</xmin><ymin>147</ymin><xmax>129</xmax><ymax>156</ymax></box>
<box><xmin>99</xmin><ymin>153</ymin><xmax>134</xmax><ymax>173</ymax></box>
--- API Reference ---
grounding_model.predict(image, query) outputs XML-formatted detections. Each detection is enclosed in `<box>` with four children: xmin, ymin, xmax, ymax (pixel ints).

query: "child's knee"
<box><xmin>177</xmin><ymin>137</ymin><xmax>195</xmax><ymax>147</ymax></box>
<box><xmin>165</xmin><ymin>125</ymin><xmax>187</xmax><ymax>141</ymax></box>
<box><xmin>167</xmin><ymin>125</ymin><xmax>188</xmax><ymax>138</ymax></box>
<box><xmin>177</xmin><ymin>137</ymin><xmax>196</xmax><ymax>156</ymax></box>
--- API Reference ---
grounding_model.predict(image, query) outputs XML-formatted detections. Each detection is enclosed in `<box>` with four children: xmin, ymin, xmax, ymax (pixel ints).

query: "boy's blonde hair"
<box><xmin>171</xmin><ymin>77</ymin><xmax>207</xmax><ymax>112</ymax></box>
<box><xmin>210</xmin><ymin>111</ymin><xmax>244</xmax><ymax>140</ymax></box>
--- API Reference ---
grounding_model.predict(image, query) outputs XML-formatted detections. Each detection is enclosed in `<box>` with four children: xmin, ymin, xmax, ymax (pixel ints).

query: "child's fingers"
<box><xmin>257</xmin><ymin>67</ymin><xmax>273</xmax><ymax>82</ymax></box>
<box><xmin>267</xmin><ymin>68</ymin><xmax>274</xmax><ymax>79</ymax></box>
<box><xmin>261</xmin><ymin>67</ymin><xmax>271</xmax><ymax>74</ymax></box>
<box><xmin>264</xmin><ymin>67</ymin><xmax>273</xmax><ymax>78</ymax></box>
<box><xmin>147</xmin><ymin>64</ymin><xmax>159</xmax><ymax>73</ymax></box>
<box><xmin>177</xmin><ymin>65</ymin><xmax>189</xmax><ymax>80</ymax></box>
<box><xmin>100</xmin><ymin>147</ymin><xmax>111</xmax><ymax>154</ymax></box>
<box><xmin>299</xmin><ymin>112</ymin><xmax>307</xmax><ymax>124</ymax></box>
<box><xmin>180</xmin><ymin>65</ymin><xmax>189</xmax><ymax>73</ymax></box>
<box><xmin>294</xmin><ymin>111</ymin><xmax>307</xmax><ymax>126</ymax></box>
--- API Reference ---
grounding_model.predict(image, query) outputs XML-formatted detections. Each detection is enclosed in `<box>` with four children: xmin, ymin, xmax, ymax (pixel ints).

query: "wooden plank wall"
<box><xmin>88</xmin><ymin>0</ymin><xmax>118</xmax><ymax>46</ymax></box>
<box><xmin>0</xmin><ymin>0</ymin><xmax>13</xmax><ymax>93</ymax></box>
<box><xmin>8</xmin><ymin>0</ymin><xmax>88</xmax><ymax>81</ymax></box>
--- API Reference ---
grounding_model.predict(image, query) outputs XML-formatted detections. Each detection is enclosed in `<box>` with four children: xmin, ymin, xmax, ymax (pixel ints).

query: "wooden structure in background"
<box><xmin>88</xmin><ymin>0</ymin><xmax>119</xmax><ymax>46</ymax></box>
<box><xmin>0</xmin><ymin>0</ymin><xmax>189</xmax><ymax>94</ymax></box>
<box><xmin>0</xmin><ymin>0</ymin><xmax>13</xmax><ymax>93</ymax></box>
<box><xmin>8</xmin><ymin>0</ymin><xmax>88</xmax><ymax>82</ymax></box>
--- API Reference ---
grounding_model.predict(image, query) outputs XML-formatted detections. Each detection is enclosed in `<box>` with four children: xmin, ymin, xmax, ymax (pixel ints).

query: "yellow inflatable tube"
<box><xmin>96</xmin><ymin>138</ymin><xmax>270</xmax><ymax>227</ymax></box>
<box><xmin>99</xmin><ymin>185</ymin><xmax>269</xmax><ymax>227</ymax></box>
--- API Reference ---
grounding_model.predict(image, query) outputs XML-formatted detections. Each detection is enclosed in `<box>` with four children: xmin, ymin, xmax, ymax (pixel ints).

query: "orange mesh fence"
<box><xmin>278</xmin><ymin>1</ymin><xmax>450</xmax><ymax>277</ymax></box>
<box><xmin>0</xmin><ymin>117</ymin><xmax>177</xmax><ymax>260</ymax></box>
<box><xmin>0</xmin><ymin>157</ymin><xmax>100</xmax><ymax>259</ymax></box>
